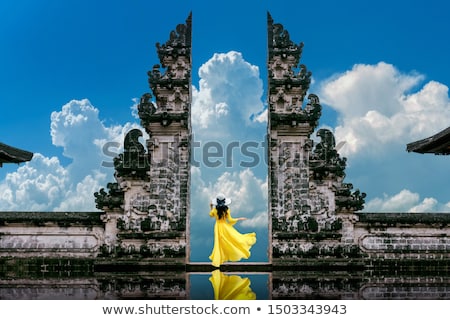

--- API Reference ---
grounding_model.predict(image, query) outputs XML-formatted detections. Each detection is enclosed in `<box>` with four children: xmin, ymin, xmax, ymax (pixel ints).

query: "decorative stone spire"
<box><xmin>156</xmin><ymin>12</ymin><xmax>192</xmax><ymax>64</ymax></box>
<box><xmin>94</xmin><ymin>14</ymin><xmax>192</xmax><ymax>262</ymax></box>
<box><xmin>267</xmin><ymin>12</ymin><xmax>319</xmax><ymax>130</ymax></box>
<box><xmin>268</xmin><ymin>13</ymin><xmax>365</xmax><ymax>262</ymax></box>
<box><xmin>268</xmin><ymin>12</ymin><xmax>304</xmax><ymax>69</ymax></box>
<box><xmin>140</xmin><ymin>12</ymin><xmax>192</xmax><ymax>128</ymax></box>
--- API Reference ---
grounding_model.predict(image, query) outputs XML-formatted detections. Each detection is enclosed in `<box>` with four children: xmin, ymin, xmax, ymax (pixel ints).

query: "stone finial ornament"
<box><xmin>113</xmin><ymin>129</ymin><xmax>150</xmax><ymax>179</ymax></box>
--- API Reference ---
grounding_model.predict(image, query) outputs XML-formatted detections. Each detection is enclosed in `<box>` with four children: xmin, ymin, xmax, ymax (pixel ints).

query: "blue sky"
<box><xmin>1</xmin><ymin>0</ymin><xmax>449</xmax><ymax>262</ymax></box>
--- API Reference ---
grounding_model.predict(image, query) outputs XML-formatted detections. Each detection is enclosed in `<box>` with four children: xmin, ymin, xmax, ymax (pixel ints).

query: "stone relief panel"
<box><xmin>360</xmin><ymin>235</ymin><xmax>450</xmax><ymax>253</ymax></box>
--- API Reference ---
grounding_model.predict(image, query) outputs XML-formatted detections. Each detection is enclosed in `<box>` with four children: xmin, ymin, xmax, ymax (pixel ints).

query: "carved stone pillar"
<box><xmin>95</xmin><ymin>14</ymin><xmax>192</xmax><ymax>265</ymax></box>
<box><xmin>267</xmin><ymin>13</ymin><xmax>365</xmax><ymax>264</ymax></box>
<box><xmin>137</xmin><ymin>13</ymin><xmax>192</xmax><ymax>263</ymax></box>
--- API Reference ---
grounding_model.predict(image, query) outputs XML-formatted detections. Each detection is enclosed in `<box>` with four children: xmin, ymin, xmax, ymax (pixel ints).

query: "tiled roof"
<box><xmin>406</xmin><ymin>126</ymin><xmax>450</xmax><ymax>155</ymax></box>
<box><xmin>0</xmin><ymin>142</ymin><xmax>33</xmax><ymax>166</ymax></box>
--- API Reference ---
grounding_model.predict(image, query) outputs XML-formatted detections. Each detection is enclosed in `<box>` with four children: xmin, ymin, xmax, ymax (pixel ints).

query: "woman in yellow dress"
<box><xmin>209</xmin><ymin>193</ymin><xmax>256</xmax><ymax>267</ymax></box>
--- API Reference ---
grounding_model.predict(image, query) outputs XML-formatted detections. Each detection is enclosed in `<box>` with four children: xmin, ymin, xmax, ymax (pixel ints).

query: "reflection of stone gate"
<box><xmin>1</xmin><ymin>13</ymin><xmax>449</xmax><ymax>279</ymax></box>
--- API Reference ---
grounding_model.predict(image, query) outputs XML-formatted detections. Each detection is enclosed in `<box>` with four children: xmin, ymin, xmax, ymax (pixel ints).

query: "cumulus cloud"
<box><xmin>191</xmin><ymin>51</ymin><xmax>267</xmax><ymax>176</ymax></box>
<box><xmin>211</xmin><ymin>169</ymin><xmax>268</xmax><ymax>228</ymax></box>
<box><xmin>0</xmin><ymin>99</ymin><xmax>143</xmax><ymax>211</ymax></box>
<box><xmin>192</xmin><ymin>51</ymin><xmax>265</xmax><ymax>134</ymax></box>
<box><xmin>190</xmin><ymin>51</ymin><xmax>268</xmax><ymax>232</ymax></box>
<box><xmin>189</xmin><ymin>166</ymin><xmax>268</xmax><ymax>262</ymax></box>
<box><xmin>319</xmin><ymin>62</ymin><xmax>450</xmax><ymax>156</ymax></box>
<box><xmin>189</xmin><ymin>52</ymin><xmax>268</xmax><ymax>261</ymax></box>
<box><xmin>364</xmin><ymin>189</ymin><xmax>450</xmax><ymax>213</ymax></box>
<box><xmin>0</xmin><ymin>154</ymin><xmax>69</xmax><ymax>211</ymax></box>
<box><xmin>190</xmin><ymin>167</ymin><xmax>267</xmax><ymax>228</ymax></box>
<box><xmin>315</xmin><ymin>62</ymin><xmax>450</xmax><ymax>213</ymax></box>
<box><xmin>50</xmin><ymin>99</ymin><xmax>143</xmax><ymax>179</ymax></box>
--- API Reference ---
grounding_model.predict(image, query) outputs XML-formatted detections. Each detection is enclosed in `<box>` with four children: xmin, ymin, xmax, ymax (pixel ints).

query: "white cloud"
<box><xmin>409</xmin><ymin>198</ymin><xmax>439</xmax><ymax>213</ymax></box>
<box><xmin>190</xmin><ymin>166</ymin><xmax>213</xmax><ymax>217</ymax></box>
<box><xmin>0</xmin><ymin>99</ymin><xmax>143</xmax><ymax>211</ymax></box>
<box><xmin>364</xmin><ymin>189</ymin><xmax>419</xmax><ymax>212</ymax></box>
<box><xmin>130</xmin><ymin>98</ymin><xmax>140</xmax><ymax>119</ymax></box>
<box><xmin>316</xmin><ymin>62</ymin><xmax>450</xmax><ymax>213</ymax></box>
<box><xmin>215</xmin><ymin>102</ymin><xmax>229</xmax><ymax>117</ymax></box>
<box><xmin>364</xmin><ymin>189</ymin><xmax>450</xmax><ymax>213</ymax></box>
<box><xmin>0</xmin><ymin>153</ymin><xmax>69</xmax><ymax>211</ymax></box>
<box><xmin>50</xmin><ymin>99</ymin><xmax>143</xmax><ymax>179</ymax></box>
<box><xmin>192</xmin><ymin>51</ymin><xmax>265</xmax><ymax>134</ymax></box>
<box><xmin>241</xmin><ymin>210</ymin><xmax>268</xmax><ymax>229</ymax></box>
<box><xmin>321</xmin><ymin>62</ymin><xmax>422</xmax><ymax>117</ymax></box>
<box><xmin>190</xmin><ymin>51</ymin><xmax>267</xmax><ymax>177</ymax></box>
<box><xmin>213</xmin><ymin>169</ymin><xmax>267</xmax><ymax>224</ymax></box>
<box><xmin>319</xmin><ymin>62</ymin><xmax>450</xmax><ymax>156</ymax></box>
<box><xmin>189</xmin><ymin>51</ymin><xmax>268</xmax><ymax>262</ymax></box>
<box><xmin>54</xmin><ymin>170</ymin><xmax>107</xmax><ymax>211</ymax></box>
<box><xmin>190</xmin><ymin>167</ymin><xmax>268</xmax><ymax>229</ymax></box>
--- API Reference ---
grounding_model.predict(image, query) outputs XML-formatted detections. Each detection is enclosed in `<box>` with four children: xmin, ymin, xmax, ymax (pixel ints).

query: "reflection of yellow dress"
<box><xmin>209</xmin><ymin>208</ymin><xmax>256</xmax><ymax>267</ymax></box>
<box><xmin>209</xmin><ymin>270</ymin><xmax>256</xmax><ymax>300</ymax></box>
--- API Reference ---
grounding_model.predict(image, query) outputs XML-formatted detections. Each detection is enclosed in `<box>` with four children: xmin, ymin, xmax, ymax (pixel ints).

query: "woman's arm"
<box><xmin>209</xmin><ymin>205</ymin><xmax>216</xmax><ymax>217</ymax></box>
<box><xmin>227</xmin><ymin>209</ymin><xmax>248</xmax><ymax>225</ymax></box>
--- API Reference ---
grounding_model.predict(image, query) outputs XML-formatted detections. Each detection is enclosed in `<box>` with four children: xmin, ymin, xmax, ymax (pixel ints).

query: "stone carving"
<box><xmin>268</xmin><ymin>12</ymin><xmax>320</xmax><ymax>131</ymax></box>
<box><xmin>114</xmin><ymin>129</ymin><xmax>150</xmax><ymax>179</ymax></box>
<box><xmin>268</xmin><ymin>12</ymin><xmax>312</xmax><ymax>116</ymax></box>
<box><xmin>156</xmin><ymin>13</ymin><xmax>191</xmax><ymax>62</ymax></box>
<box><xmin>147</xmin><ymin>62</ymin><xmax>191</xmax><ymax>112</ymax></box>
<box><xmin>308</xmin><ymin>128</ymin><xmax>366</xmax><ymax>212</ymax></box>
<box><xmin>94</xmin><ymin>182</ymin><xmax>124</xmax><ymax>210</ymax></box>
<box><xmin>304</xmin><ymin>94</ymin><xmax>322</xmax><ymax>126</ymax></box>
<box><xmin>137</xmin><ymin>93</ymin><xmax>157</xmax><ymax>127</ymax></box>
<box><xmin>140</xmin><ymin>14</ymin><xmax>191</xmax><ymax>127</ymax></box>
<box><xmin>268</xmin><ymin>13</ymin><xmax>303</xmax><ymax>60</ymax></box>
<box><xmin>310</xmin><ymin>128</ymin><xmax>347</xmax><ymax>180</ymax></box>
<box><xmin>130</xmin><ymin>194</ymin><xmax>152</xmax><ymax>214</ymax></box>
<box><xmin>94</xmin><ymin>13</ymin><xmax>193</xmax><ymax>260</ymax></box>
<box><xmin>335</xmin><ymin>183</ymin><xmax>366</xmax><ymax>211</ymax></box>
<box><xmin>268</xmin><ymin>13</ymin><xmax>367</xmax><ymax>261</ymax></box>
<box><xmin>269</xmin><ymin>93</ymin><xmax>321</xmax><ymax>128</ymax></box>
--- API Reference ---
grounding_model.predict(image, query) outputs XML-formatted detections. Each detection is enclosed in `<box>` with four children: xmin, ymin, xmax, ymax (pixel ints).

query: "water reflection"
<box><xmin>189</xmin><ymin>272</ymin><xmax>269</xmax><ymax>300</ymax></box>
<box><xmin>1</xmin><ymin>260</ymin><xmax>449</xmax><ymax>299</ymax></box>
<box><xmin>209</xmin><ymin>270</ymin><xmax>256</xmax><ymax>300</ymax></box>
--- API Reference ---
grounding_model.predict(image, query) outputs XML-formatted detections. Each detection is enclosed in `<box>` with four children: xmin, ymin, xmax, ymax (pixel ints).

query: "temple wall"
<box><xmin>1</xmin><ymin>211</ymin><xmax>449</xmax><ymax>260</ymax></box>
<box><xmin>0</xmin><ymin>212</ymin><xmax>104</xmax><ymax>258</ymax></box>
<box><xmin>353</xmin><ymin>213</ymin><xmax>450</xmax><ymax>259</ymax></box>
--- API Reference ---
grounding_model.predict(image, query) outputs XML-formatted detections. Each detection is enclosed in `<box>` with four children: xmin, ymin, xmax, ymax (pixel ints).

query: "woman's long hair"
<box><xmin>216</xmin><ymin>205</ymin><xmax>228</xmax><ymax>220</ymax></box>
<box><xmin>216</xmin><ymin>198</ymin><xmax>228</xmax><ymax>220</ymax></box>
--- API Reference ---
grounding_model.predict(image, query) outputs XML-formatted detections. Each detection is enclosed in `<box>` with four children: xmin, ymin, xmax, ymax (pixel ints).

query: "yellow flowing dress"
<box><xmin>209</xmin><ymin>207</ymin><xmax>256</xmax><ymax>267</ymax></box>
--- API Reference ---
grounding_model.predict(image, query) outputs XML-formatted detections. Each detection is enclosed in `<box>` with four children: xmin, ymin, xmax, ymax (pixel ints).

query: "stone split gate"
<box><xmin>1</xmin><ymin>13</ymin><xmax>449</xmax><ymax>272</ymax></box>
